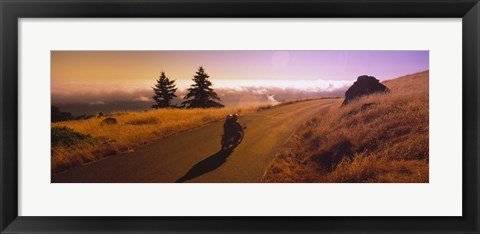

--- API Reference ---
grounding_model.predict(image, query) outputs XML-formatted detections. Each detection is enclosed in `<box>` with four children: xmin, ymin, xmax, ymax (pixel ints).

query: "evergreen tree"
<box><xmin>152</xmin><ymin>71</ymin><xmax>177</xmax><ymax>108</ymax></box>
<box><xmin>181</xmin><ymin>66</ymin><xmax>224</xmax><ymax>108</ymax></box>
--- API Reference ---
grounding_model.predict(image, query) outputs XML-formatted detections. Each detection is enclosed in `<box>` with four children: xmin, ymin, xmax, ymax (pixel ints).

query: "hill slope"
<box><xmin>262</xmin><ymin>70</ymin><xmax>429</xmax><ymax>183</ymax></box>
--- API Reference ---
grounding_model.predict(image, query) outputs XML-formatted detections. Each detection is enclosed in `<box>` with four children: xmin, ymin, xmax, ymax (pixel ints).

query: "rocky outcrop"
<box><xmin>100</xmin><ymin>117</ymin><xmax>117</xmax><ymax>126</ymax></box>
<box><xmin>342</xmin><ymin>75</ymin><xmax>389</xmax><ymax>106</ymax></box>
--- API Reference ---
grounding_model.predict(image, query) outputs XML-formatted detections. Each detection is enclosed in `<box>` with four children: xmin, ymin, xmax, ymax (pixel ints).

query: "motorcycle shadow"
<box><xmin>175</xmin><ymin>149</ymin><xmax>234</xmax><ymax>183</ymax></box>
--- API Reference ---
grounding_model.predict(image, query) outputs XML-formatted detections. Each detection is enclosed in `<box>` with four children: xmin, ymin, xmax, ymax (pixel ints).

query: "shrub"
<box><xmin>51</xmin><ymin>126</ymin><xmax>97</xmax><ymax>149</ymax></box>
<box><xmin>51</xmin><ymin>106</ymin><xmax>73</xmax><ymax>122</ymax></box>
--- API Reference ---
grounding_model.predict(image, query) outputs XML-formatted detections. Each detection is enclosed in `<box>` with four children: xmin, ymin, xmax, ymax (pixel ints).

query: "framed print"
<box><xmin>1</xmin><ymin>0</ymin><xmax>479</xmax><ymax>233</ymax></box>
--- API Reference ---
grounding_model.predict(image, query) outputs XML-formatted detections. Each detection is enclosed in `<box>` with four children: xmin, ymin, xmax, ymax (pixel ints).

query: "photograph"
<box><xmin>3</xmin><ymin>0</ymin><xmax>477</xmax><ymax>232</ymax></box>
<box><xmin>50</xmin><ymin>50</ymin><xmax>429</xmax><ymax>183</ymax></box>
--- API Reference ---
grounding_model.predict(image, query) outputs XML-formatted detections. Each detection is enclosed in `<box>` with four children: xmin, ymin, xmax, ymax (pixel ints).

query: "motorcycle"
<box><xmin>221</xmin><ymin>126</ymin><xmax>246</xmax><ymax>151</ymax></box>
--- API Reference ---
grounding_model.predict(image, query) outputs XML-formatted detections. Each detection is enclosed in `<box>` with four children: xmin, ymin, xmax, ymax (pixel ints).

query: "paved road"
<box><xmin>52</xmin><ymin>99</ymin><xmax>337</xmax><ymax>183</ymax></box>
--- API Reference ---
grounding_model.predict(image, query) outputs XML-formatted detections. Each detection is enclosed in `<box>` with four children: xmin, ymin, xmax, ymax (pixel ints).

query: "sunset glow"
<box><xmin>51</xmin><ymin>50</ymin><xmax>428</xmax><ymax>113</ymax></box>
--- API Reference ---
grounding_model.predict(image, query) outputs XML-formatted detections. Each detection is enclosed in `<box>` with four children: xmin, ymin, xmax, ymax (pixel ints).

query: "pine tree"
<box><xmin>152</xmin><ymin>71</ymin><xmax>178</xmax><ymax>109</ymax></box>
<box><xmin>181</xmin><ymin>66</ymin><xmax>224</xmax><ymax>108</ymax></box>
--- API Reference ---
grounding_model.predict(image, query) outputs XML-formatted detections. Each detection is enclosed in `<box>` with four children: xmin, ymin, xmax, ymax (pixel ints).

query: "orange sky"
<box><xmin>51</xmin><ymin>50</ymin><xmax>428</xmax><ymax>97</ymax></box>
<box><xmin>52</xmin><ymin>51</ymin><xmax>273</xmax><ymax>88</ymax></box>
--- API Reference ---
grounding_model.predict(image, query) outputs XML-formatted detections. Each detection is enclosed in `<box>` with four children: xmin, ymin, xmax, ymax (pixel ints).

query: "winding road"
<box><xmin>52</xmin><ymin>99</ymin><xmax>337</xmax><ymax>183</ymax></box>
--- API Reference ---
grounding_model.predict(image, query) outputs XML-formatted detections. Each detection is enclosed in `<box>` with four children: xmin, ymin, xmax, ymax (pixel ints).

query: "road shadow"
<box><xmin>176</xmin><ymin>149</ymin><xmax>233</xmax><ymax>183</ymax></box>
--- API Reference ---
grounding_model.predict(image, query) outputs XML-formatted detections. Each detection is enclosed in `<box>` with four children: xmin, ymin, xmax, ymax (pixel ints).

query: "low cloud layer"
<box><xmin>52</xmin><ymin>80</ymin><xmax>352</xmax><ymax>115</ymax></box>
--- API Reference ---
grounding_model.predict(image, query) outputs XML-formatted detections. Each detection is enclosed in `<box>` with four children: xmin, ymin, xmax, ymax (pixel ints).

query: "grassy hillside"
<box><xmin>262</xmin><ymin>71</ymin><xmax>429</xmax><ymax>183</ymax></box>
<box><xmin>51</xmin><ymin>105</ymin><xmax>264</xmax><ymax>173</ymax></box>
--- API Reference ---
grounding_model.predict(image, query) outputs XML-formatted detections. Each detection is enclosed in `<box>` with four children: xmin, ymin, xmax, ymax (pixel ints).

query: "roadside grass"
<box><xmin>262</xmin><ymin>70</ymin><xmax>429</xmax><ymax>183</ymax></box>
<box><xmin>52</xmin><ymin>104</ymin><xmax>265</xmax><ymax>173</ymax></box>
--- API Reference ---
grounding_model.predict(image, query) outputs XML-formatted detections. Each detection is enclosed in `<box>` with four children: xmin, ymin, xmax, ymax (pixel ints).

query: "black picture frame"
<box><xmin>1</xmin><ymin>0</ymin><xmax>478</xmax><ymax>233</ymax></box>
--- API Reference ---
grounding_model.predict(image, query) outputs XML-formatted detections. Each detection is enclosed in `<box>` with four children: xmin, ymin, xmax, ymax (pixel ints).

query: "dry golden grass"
<box><xmin>262</xmin><ymin>70</ymin><xmax>429</xmax><ymax>183</ymax></box>
<box><xmin>52</xmin><ymin>105</ymin><xmax>264</xmax><ymax>173</ymax></box>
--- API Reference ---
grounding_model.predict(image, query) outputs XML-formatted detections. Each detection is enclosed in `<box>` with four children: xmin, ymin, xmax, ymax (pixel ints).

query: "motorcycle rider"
<box><xmin>223</xmin><ymin>114</ymin><xmax>243</xmax><ymax>144</ymax></box>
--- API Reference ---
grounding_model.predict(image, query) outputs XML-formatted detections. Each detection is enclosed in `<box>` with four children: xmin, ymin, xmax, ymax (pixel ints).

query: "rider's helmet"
<box><xmin>232</xmin><ymin>114</ymin><xmax>239</xmax><ymax>121</ymax></box>
<box><xmin>226</xmin><ymin>114</ymin><xmax>233</xmax><ymax>120</ymax></box>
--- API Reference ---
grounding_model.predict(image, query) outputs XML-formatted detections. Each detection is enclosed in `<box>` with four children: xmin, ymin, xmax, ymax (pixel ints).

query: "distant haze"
<box><xmin>51</xmin><ymin>50</ymin><xmax>429</xmax><ymax>115</ymax></box>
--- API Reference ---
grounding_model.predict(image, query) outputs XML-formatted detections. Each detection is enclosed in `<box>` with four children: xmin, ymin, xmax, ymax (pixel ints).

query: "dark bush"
<box><xmin>51</xmin><ymin>106</ymin><xmax>73</xmax><ymax>122</ymax></box>
<box><xmin>100</xmin><ymin>117</ymin><xmax>118</xmax><ymax>126</ymax></box>
<box><xmin>51</xmin><ymin>126</ymin><xmax>97</xmax><ymax>149</ymax></box>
